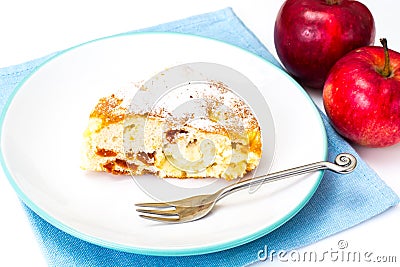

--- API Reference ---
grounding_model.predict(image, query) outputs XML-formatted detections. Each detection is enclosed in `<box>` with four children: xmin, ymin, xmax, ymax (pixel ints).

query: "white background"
<box><xmin>0</xmin><ymin>0</ymin><xmax>399</xmax><ymax>266</ymax></box>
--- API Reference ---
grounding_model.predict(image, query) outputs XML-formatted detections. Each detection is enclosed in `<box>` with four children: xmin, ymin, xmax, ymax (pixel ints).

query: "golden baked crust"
<box><xmin>81</xmin><ymin>82</ymin><xmax>262</xmax><ymax>180</ymax></box>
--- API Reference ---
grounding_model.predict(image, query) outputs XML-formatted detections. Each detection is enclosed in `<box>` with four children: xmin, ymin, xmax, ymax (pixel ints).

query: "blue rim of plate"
<box><xmin>0</xmin><ymin>31</ymin><xmax>328</xmax><ymax>256</ymax></box>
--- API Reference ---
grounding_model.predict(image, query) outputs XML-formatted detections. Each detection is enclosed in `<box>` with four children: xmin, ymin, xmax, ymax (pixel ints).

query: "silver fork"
<box><xmin>135</xmin><ymin>153</ymin><xmax>357</xmax><ymax>223</ymax></box>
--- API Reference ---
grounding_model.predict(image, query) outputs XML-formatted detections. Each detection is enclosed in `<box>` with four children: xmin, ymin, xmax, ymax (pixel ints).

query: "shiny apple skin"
<box><xmin>274</xmin><ymin>0</ymin><xmax>375</xmax><ymax>89</ymax></box>
<box><xmin>323</xmin><ymin>46</ymin><xmax>400</xmax><ymax>147</ymax></box>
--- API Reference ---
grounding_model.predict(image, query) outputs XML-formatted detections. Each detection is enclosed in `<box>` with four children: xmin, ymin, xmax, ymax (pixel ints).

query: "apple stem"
<box><xmin>380</xmin><ymin>38</ymin><xmax>392</xmax><ymax>78</ymax></box>
<box><xmin>326</xmin><ymin>0</ymin><xmax>341</xmax><ymax>5</ymax></box>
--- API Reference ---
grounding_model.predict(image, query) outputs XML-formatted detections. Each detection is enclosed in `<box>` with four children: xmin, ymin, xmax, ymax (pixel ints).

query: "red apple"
<box><xmin>323</xmin><ymin>39</ymin><xmax>400</xmax><ymax>147</ymax></box>
<box><xmin>274</xmin><ymin>0</ymin><xmax>375</xmax><ymax>89</ymax></box>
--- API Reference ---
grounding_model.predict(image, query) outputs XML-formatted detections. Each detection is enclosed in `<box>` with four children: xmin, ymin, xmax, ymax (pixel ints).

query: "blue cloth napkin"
<box><xmin>1</xmin><ymin>7</ymin><xmax>399</xmax><ymax>267</ymax></box>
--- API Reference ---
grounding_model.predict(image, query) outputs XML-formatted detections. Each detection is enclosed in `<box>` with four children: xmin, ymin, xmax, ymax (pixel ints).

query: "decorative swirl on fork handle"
<box><xmin>330</xmin><ymin>153</ymin><xmax>357</xmax><ymax>174</ymax></box>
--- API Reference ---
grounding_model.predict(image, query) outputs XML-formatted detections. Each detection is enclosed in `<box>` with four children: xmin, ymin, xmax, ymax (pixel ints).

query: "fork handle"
<box><xmin>218</xmin><ymin>153</ymin><xmax>357</xmax><ymax>201</ymax></box>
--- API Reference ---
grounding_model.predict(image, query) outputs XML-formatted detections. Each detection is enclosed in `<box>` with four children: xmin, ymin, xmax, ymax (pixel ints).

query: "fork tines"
<box><xmin>135</xmin><ymin>203</ymin><xmax>180</xmax><ymax>222</ymax></box>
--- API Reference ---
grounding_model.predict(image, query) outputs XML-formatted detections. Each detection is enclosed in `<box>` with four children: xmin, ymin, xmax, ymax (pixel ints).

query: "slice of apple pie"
<box><xmin>80</xmin><ymin>81</ymin><xmax>262</xmax><ymax>180</ymax></box>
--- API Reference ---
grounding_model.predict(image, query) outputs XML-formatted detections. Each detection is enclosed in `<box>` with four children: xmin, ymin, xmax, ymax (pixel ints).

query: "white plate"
<box><xmin>0</xmin><ymin>33</ymin><xmax>327</xmax><ymax>256</ymax></box>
